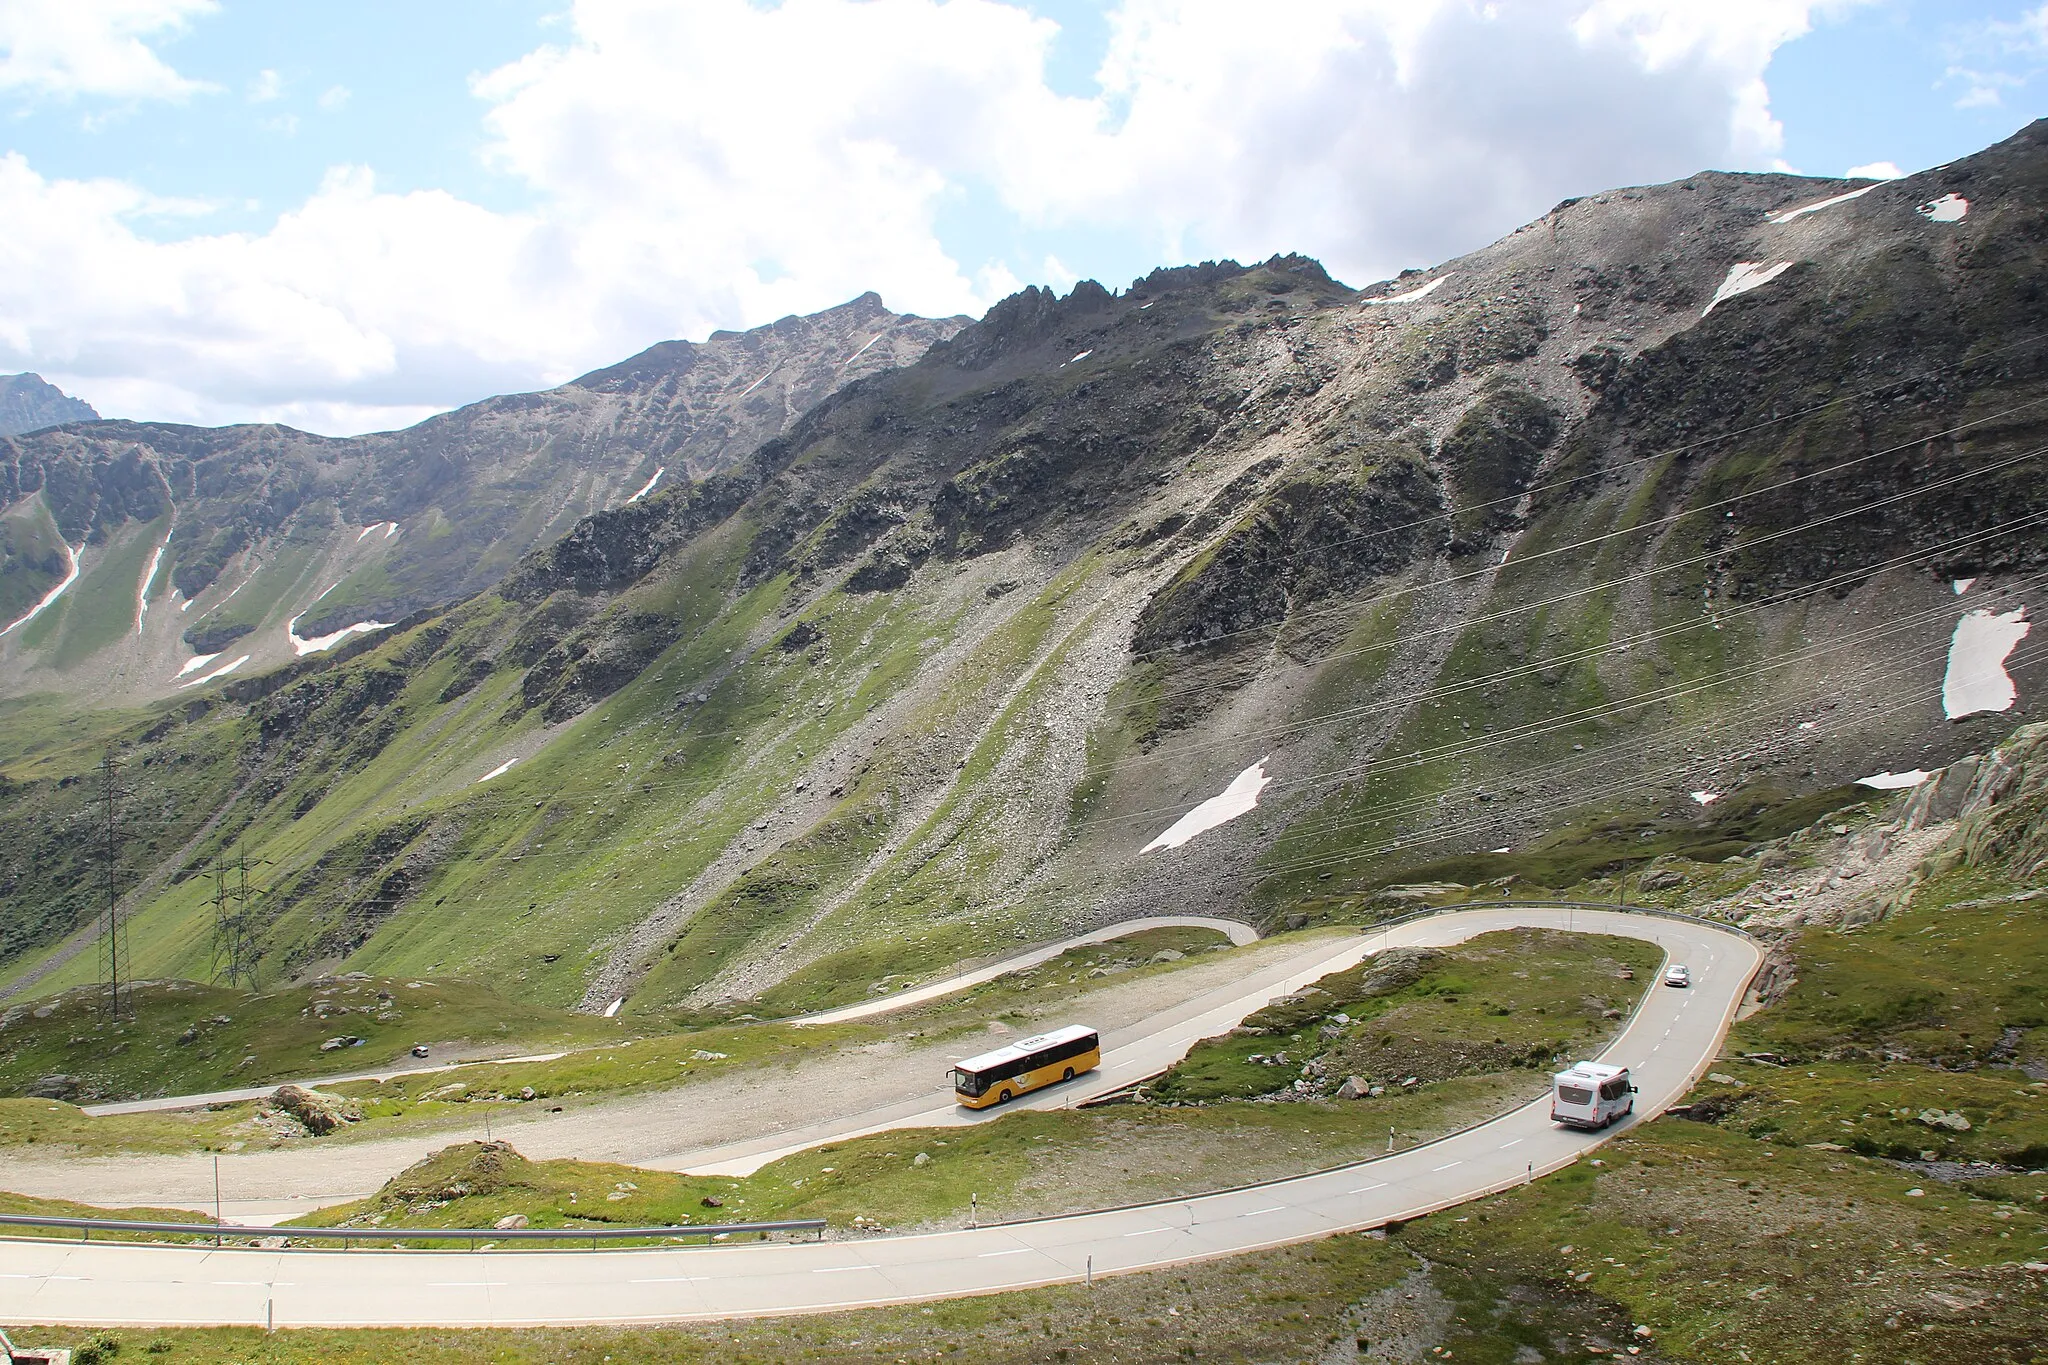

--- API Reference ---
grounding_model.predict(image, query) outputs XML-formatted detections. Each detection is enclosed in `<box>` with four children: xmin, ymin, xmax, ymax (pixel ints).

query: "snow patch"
<box><xmin>1953</xmin><ymin>578</ymin><xmax>1976</xmax><ymax>596</ymax></box>
<box><xmin>1143</xmin><ymin>759</ymin><xmax>1272</xmax><ymax>852</ymax></box>
<box><xmin>1064</xmin><ymin>349</ymin><xmax>1093</xmax><ymax>365</ymax></box>
<box><xmin>735</xmin><ymin>367</ymin><xmax>775</xmax><ymax>399</ymax></box>
<box><xmin>357</xmin><ymin>521</ymin><xmax>399</xmax><ymax>542</ymax></box>
<box><xmin>135</xmin><ymin>530</ymin><xmax>171</xmax><ymax>634</ymax></box>
<box><xmin>0</xmin><ymin>538</ymin><xmax>80</xmax><ymax>639</ymax></box>
<box><xmin>175</xmin><ymin>652</ymin><xmax>221</xmax><ymax>679</ymax></box>
<box><xmin>289</xmin><ymin>613</ymin><xmax>394</xmax><ymax>656</ymax></box>
<box><xmin>1703</xmin><ymin>262</ymin><xmax>1794</xmax><ymax>316</ymax></box>
<box><xmin>385</xmin><ymin>522</ymin><xmax>399</xmax><ymax>539</ymax></box>
<box><xmin>1689</xmin><ymin>790</ymin><xmax>1722</xmax><ymax>806</ymax></box>
<box><xmin>1363</xmin><ymin>274</ymin><xmax>1449</xmax><ymax>305</ymax></box>
<box><xmin>841</xmin><ymin>334</ymin><xmax>882</xmax><ymax>367</ymax></box>
<box><xmin>1917</xmin><ymin>194</ymin><xmax>1969</xmax><ymax>223</ymax></box>
<box><xmin>624</xmin><ymin>468</ymin><xmax>664</xmax><ymax>504</ymax></box>
<box><xmin>1942</xmin><ymin>607</ymin><xmax>2030</xmax><ymax>719</ymax></box>
<box><xmin>178</xmin><ymin>654</ymin><xmax>249</xmax><ymax>688</ymax></box>
<box><xmin>476</xmin><ymin>758</ymin><xmax>518</xmax><ymax>783</ymax></box>
<box><xmin>1858</xmin><ymin>770</ymin><xmax>1930</xmax><ymax>790</ymax></box>
<box><xmin>603</xmin><ymin>998</ymin><xmax>623</xmax><ymax>1018</ymax></box>
<box><xmin>1768</xmin><ymin>185</ymin><xmax>1876</xmax><ymax>224</ymax></box>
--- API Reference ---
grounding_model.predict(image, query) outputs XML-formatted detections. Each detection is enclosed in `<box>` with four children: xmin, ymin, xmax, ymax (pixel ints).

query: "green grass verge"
<box><xmin>0</xmin><ymin>974</ymin><xmax>621</xmax><ymax>1104</ymax></box>
<box><xmin>1153</xmin><ymin>928</ymin><xmax>1660</xmax><ymax>1103</ymax></box>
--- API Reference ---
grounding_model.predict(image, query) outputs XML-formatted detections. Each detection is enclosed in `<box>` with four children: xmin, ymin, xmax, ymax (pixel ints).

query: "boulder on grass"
<box><xmin>270</xmin><ymin>1084</ymin><xmax>362</xmax><ymax>1136</ymax></box>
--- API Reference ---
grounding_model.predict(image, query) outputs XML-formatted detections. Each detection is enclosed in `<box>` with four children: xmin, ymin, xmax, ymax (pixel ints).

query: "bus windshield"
<box><xmin>951</xmin><ymin>1068</ymin><xmax>988</xmax><ymax>1097</ymax></box>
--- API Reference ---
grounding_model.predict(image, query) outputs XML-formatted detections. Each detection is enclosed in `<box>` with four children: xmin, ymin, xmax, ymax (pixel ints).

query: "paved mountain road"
<box><xmin>3</xmin><ymin>917</ymin><xmax>1288</xmax><ymax>1224</ymax></box>
<box><xmin>79</xmin><ymin>915</ymin><xmax>1258</xmax><ymax>1119</ymax></box>
<box><xmin>0</xmin><ymin>906</ymin><xmax>1758</xmax><ymax>1328</ymax></box>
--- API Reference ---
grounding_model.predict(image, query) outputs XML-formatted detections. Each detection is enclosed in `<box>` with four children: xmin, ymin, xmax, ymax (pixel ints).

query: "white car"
<box><xmin>1663</xmin><ymin>964</ymin><xmax>1691</xmax><ymax>988</ymax></box>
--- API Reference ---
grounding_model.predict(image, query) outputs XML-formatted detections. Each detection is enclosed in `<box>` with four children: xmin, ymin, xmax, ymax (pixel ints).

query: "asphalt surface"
<box><xmin>77</xmin><ymin>915</ymin><xmax>1257</xmax><ymax>1118</ymax></box>
<box><xmin>791</xmin><ymin>914</ymin><xmax>1260</xmax><ymax>1028</ymax></box>
<box><xmin>0</xmin><ymin>906</ymin><xmax>1757</xmax><ymax>1328</ymax></box>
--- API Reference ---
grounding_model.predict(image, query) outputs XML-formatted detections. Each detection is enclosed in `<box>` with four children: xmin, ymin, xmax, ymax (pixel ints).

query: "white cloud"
<box><xmin>317</xmin><ymin>82</ymin><xmax>349</xmax><ymax>111</ymax></box>
<box><xmin>1941</xmin><ymin>4</ymin><xmax>2048</xmax><ymax>109</ymax></box>
<box><xmin>1845</xmin><ymin>159</ymin><xmax>1902</xmax><ymax>179</ymax></box>
<box><xmin>0</xmin><ymin>0</ymin><xmax>1849</xmax><ymax>433</ymax></box>
<box><xmin>247</xmin><ymin>66</ymin><xmax>281</xmax><ymax>102</ymax></box>
<box><xmin>0</xmin><ymin>0</ymin><xmax>218</xmax><ymax>101</ymax></box>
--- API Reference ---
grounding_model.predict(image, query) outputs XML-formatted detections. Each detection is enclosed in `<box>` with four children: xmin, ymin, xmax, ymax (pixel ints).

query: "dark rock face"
<box><xmin>0</xmin><ymin>373</ymin><xmax>97</xmax><ymax>436</ymax></box>
<box><xmin>1133</xmin><ymin>442</ymin><xmax>1448</xmax><ymax>654</ymax></box>
<box><xmin>24</xmin><ymin>1073</ymin><xmax>78</xmax><ymax>1100</ymax></box>
<box><xmin>1440</xmin><ymin>389</ymin><xmax>1560</xmax><ymax>550</ymax></box>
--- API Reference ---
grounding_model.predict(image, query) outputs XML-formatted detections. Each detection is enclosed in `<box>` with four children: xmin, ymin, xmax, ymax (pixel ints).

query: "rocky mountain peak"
<box><xmin>0</xmin><ymin>373</ymin><xmax>99</xmax><ymax>437</ymax></box>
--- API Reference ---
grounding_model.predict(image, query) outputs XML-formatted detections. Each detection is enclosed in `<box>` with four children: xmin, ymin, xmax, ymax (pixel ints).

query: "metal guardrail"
<box><xmin>0</xmin><ymin>1212</ymin><xmax>825</xmax><ymax>1249</ymax></box>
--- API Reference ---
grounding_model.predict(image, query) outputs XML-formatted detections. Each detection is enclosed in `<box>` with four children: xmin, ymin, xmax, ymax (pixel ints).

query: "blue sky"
<box><xmin>0</xmin><ymin>1</ymin><xmax>2042</xmax><ymax>433</ymax></box>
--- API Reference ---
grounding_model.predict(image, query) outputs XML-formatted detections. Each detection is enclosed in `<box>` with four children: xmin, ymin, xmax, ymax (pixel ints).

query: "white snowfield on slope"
<box><xmin>1943</xmin><ymin>607</ymin><xmax>2031</xmax><ymax>720</ymax></box>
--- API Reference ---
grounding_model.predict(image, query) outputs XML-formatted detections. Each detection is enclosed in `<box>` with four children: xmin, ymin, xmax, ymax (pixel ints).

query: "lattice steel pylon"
<box><xmin>96</xmin><ymin>749</ymin><xmax>131</xmax><ymax>1020</ymax></box>
<box><xmin>209</xmin><ymin>845</ymin><xmax>264</xmax><ymax>989</ymax></box>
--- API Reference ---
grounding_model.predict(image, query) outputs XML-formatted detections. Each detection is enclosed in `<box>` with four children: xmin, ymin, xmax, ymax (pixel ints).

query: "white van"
<box><xmin>1550</xmin><ymin>1062</ymin><xmax>1636</xmax><ymax>1129</ymax></box>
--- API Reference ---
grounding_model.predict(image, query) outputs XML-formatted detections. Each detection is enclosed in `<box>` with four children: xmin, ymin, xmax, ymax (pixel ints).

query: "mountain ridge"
<box><xmin>0</xmin><ymin>292</ymin><xmax>968</xmax><ymax>705</ymax></box>
<box><xmin>0</xmin><ymin>121</ymin><xmax>2042</xmax><ymax>1024</ymax></box>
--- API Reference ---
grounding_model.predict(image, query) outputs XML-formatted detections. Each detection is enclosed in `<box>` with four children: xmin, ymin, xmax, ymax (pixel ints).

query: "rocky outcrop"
<box><xmin>1911</xmin><ymin>723</ymin><xmax>2048</xmax><ymax>883</ymax></box>
<box><xmin>1133</xmin><ymin>442</ymin><xmax>1447</xmax><ymax>654</ymax></box>
<box><xmin>269</xmin><ymin>1084</ymin><xmax>362</xmax><ymax>1136</ymax></box>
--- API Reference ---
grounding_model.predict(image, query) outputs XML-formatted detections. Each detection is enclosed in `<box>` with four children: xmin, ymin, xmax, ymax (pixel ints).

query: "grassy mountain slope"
<box><xmin>1</xmin><ymin>123</ymin><xmax>2044</xmax><ymax>1022</ymax></box>
<box><xmin>0</xmin><ymin>294</ymin><xmax>966</xmax><ymax>707</ymax></box>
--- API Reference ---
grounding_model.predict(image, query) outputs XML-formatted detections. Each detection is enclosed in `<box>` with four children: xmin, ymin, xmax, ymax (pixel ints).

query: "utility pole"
<box><xmin>97</xmin><ymin>749</ymin><xmax>129</xmax><ymax>1020</ymax></box>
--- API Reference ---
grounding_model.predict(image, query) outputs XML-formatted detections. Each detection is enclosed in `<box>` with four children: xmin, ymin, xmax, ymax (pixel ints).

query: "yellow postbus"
<box><xmin>951</xmin><ymin>1025</ymin><xmax>1101</xmax><ymax>1109</ymax></box>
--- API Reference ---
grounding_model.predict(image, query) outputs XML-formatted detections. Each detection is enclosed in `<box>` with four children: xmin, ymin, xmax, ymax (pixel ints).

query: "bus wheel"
<box><xmin>997</xmin><ymin>1089</ymin><xmax>1012</xmax><ymax>1105</ymax></box>
<box><xmin>1062</xmin><ymin>1067</ymin><xmax>1075</xmax><ymax>1081</ymax></box>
